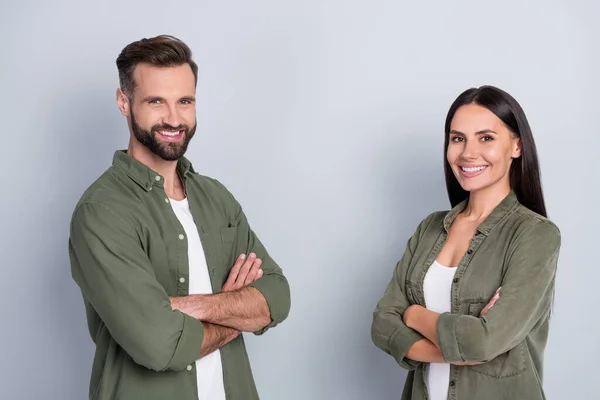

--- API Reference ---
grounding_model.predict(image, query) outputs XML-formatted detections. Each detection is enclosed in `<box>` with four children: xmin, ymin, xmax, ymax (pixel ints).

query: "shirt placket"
<box><xmin>413</xmin><ymin>227</ymin><xmax>487</xmax><ymax>400</ymax></box>
<box><xmin>152</xmin><ymin>173</ymin><xmax>191</xmax><ymax>297</ymax></box>
<box><xmin>446</xmin><ymin>230</ymin><xmax>485</xmax><ymax>400</ymax></box>
<box><xmin>415</xmin><ymin>229</ymin><xmax>447</xmax><ymax>400</ymax></box>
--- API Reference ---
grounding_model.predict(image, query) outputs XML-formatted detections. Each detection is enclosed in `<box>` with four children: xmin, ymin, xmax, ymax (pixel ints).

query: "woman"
<box><xmin>371</xmin><ymin>85</ymin><xmax>560</xmax><ymax>400</ymax></box>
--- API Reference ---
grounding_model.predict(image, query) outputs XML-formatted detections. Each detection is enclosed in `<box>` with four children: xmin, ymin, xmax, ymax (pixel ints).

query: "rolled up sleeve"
<box><xmin>437</xmin><ymin>220</ymin><xmax>561</xmax><ymax>363</ymax></box>
<box><xmin>371</xmin><ymin>214</ymin><xmax>435</xmax><ymax>370</ymax></box>
<box><xmin>371</xmin><ymin>254</ymin><xmax>424</xmax><ymax>370</ymax></box>
<box><xmin>224</xmin><ymin>187</ymin><xmax>291</xmax><ymax>335</ymax></box>
<box><xmin>69</xmin><ymin>202</ymin><xmax>204</xmax><ymax>371</ymax></box>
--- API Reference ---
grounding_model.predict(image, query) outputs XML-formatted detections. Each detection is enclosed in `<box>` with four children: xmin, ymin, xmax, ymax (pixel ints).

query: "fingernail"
<box><xmin>240</xmin><ymin>254</ymin><xmax>246</xmax><ymax>259</ymax></box>
<box><xmin>258</xmin><ymin>269</ymin><xmax>263</xmax><ymax>275</ymax></box>
<box><xmin>250</xmin><ymin>253</ymin><xmax>256</xmax><ymax>258</ymax></box>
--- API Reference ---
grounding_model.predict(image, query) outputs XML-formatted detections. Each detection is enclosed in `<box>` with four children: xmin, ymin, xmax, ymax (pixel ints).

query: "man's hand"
<box><xmin>222</xmin><ymin>253</ymin><xmax>263</xmax><ymax>292</ymax></box>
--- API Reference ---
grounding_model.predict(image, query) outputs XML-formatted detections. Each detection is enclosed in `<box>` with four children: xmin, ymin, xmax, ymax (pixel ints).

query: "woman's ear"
<box><xmin>512</xmin><ymin>137</ymin><xmax>522</xmax><ymax>159</ymax></box>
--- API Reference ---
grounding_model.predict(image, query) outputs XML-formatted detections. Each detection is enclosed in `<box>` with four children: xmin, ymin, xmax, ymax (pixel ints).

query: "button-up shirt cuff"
<box><xmin>389</xmin><ymin>323</ymin><xmax>425</xmax><ymax>370</ymax></box>
<box><xmin>248</xmin><ymin>275</ymin><xmax>290</xmax><ymax>335</ymax></box>
<box><xmin>165</xmin><ymin>314</ymin><xmax>204</xmax><ymax>371</ymax></box>
<box><xmin>437</xmin><ymin>312</ymin><xmax>463</xmax><ymax>362</ymax></box>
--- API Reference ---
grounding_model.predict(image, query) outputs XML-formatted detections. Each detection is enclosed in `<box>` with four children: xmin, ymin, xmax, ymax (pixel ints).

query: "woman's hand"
<box><xmin>480</xmin><ymin>287</ymin><xmax>502</xmax><ymax>317</ymax></box>
<box><xmin>450</xmin><ymin>360</ymin><xmax>484</xmax><ymax>366</ymax></box>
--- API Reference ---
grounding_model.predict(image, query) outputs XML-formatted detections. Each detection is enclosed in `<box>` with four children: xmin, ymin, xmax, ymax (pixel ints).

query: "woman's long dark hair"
<box><xmin>443</xmin><ymin>85</ymin><xmax>547</xmax><ymax>217</ymax></box>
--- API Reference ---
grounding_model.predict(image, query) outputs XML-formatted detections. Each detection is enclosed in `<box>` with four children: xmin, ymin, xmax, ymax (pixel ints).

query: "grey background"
<box><xmin>1</xmin><ymin>1</ymin><xmax>598</xmax><ymax>399</ymax></box>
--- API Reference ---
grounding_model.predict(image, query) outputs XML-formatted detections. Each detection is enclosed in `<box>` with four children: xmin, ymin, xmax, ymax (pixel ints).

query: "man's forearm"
<box><xmin>200</xmin><ymin>322</ymin><xmax>239</xmax><ymax>358</ymax></box>
<box><xmin>171</xmin><ymin>287</ymin><xmax>271</xmax><ymax>332</ymax></box>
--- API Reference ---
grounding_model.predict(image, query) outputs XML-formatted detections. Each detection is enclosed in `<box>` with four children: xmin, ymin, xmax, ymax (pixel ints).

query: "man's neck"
<box><xmin>127</xmin><ymin>140</ymin><xmax>184</xmax><ymax>200</ymax></box>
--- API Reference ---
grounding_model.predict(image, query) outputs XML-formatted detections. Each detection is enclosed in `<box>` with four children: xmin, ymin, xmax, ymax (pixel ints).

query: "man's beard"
<box><xmin>130</xmin><ymin>108</ymin><xmax>196</xmax><ymax>161</ymax></box>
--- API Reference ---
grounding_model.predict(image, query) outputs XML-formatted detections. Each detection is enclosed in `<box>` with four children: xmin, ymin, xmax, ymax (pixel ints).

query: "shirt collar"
<box><xmin>112</xmin><ymin>150</ymin><xmax>195</xmax><ymax>191</ymax></box>
<box><xmin>443</xmin><ymin>190</ymin><xmax>519</xmax><ymax>236</ymax></box>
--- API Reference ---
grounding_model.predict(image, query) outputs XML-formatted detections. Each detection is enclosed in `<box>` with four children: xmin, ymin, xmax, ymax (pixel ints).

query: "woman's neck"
<box><xmin>462</xmin><ymin>185</ymin><xmax>511</xmax><ymax>222</ymax></box>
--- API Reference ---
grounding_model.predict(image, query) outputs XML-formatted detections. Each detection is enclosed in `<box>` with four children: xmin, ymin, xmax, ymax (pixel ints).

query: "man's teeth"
<box><xmin>159</xmin><ymin>130</ymin><xmax>180</xmax><ymax>137</ymax></box>
<box><xmin>462</xmin><ymin>166</ymin><xmax>486</xmax><ymax>173</ymax></box>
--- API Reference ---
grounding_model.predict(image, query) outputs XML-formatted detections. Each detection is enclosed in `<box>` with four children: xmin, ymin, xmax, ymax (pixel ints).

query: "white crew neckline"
<box><xmin>432</xmin><ymin>260</ymin><xmax>457</xmax><ymax>270</ymax></box>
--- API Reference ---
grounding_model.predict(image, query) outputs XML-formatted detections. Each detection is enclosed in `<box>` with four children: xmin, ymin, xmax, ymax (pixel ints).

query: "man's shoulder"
<box><xmin>185</xmin><ymin>171</ymin><xmax>234</xmax><ymax>202</ymax></box>
<box><xmin>187</xmin><ymin>170</ymin><xmax>223</xmax><ymax>189</ymax></box>
<box><xmin>71</xmin><ymin>166</ymin><xmax>142</xmax><ymax>221</ymax></box>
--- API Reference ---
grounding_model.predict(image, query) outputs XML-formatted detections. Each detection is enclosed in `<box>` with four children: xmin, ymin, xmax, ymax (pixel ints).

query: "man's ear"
<box><xmin>116</xmin><ymin>88</ymin><xmax>130</xmax><ymax>117</ymax></box>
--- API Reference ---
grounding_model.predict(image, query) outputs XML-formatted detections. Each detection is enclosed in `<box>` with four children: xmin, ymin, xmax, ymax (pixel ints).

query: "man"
<box><xmin>69</xmin><ymin>35</ymin><xmax>291</xmax><ymax>400</ymax></box>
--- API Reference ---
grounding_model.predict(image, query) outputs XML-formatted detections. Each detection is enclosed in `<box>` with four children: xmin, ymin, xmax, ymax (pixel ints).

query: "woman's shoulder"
<box><xmin>509</xmin><ymin>204</ymin><xmax>561</xmax><ymax>245</ymax></box>
<box><xmin>511</xmin><ymin>203</ymin><xmax>561</xmax><ymax>239</ymax></box>
<box><xmin>413</xmin><ymin>210</ymin><xmax>449</xmax><ymax>234</ymax></box>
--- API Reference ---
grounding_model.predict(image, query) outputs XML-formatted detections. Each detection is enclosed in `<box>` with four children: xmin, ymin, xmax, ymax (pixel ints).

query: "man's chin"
<box><xmin>153</xmin><ymin>144</ymin><xmax>187</xmax><ymax>161</ymax></box>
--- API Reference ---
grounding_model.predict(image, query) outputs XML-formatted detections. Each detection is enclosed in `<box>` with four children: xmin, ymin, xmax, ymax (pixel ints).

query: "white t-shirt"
<box><xmin>170</xmin><ymin>197</ymin><xmax>226</xmax><ymax>400</ymax></box>
<box><xmin>423</xmin><ymin>260</ymin><xmax>458</xmax><ymax>400</ymax></box>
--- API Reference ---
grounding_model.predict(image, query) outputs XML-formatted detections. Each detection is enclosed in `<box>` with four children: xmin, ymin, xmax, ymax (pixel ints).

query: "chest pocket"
<box><xmin>466</xmin><ymin>301</ymin><xmax>527</xmax><ymax>378</ymax></box>
<box><xmin>220</xmin><ymin>226</ymin><xmax>239</xmax><ymax>267</ymax></box>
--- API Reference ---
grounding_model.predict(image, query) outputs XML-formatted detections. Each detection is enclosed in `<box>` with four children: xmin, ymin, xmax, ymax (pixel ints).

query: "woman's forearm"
<box><xmin>404</xmin><ymin>305</ymin><xmax>484</xmax><ymax>366</ymax></box>
<box><xmin>404</xmin><ymin>305</ymin><xmax>441</xmax><ymax>347</ymax></box>
<box><xmin>406</xmin><ymin>338</ymin><xmax>445</xmax><ymax>363</ymax></box>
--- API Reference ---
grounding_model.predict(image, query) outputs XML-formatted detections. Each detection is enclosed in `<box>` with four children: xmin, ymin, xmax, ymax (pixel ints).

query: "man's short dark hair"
<box><xmin>116</xmin><ymin>34</ymin><xmax>198</xmax><ymax>98</ymax></box>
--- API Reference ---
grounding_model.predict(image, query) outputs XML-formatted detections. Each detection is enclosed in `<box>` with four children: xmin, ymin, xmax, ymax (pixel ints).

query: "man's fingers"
<box><xmin>235</xmin><ymin>253</ymin><xmax>257</xmax><ymax>285</ymax></box>
<box><xmin>223</xmin><ymin>254</ymin><xmax>246</xmax><ymax>289</ymax></box>
<box><xmin>222</xmin><ymin>253</ymin><xmax>264</xmax><ymax>292</ymax></box>
<box><xmin>244</xmin><ymin>259</ymin><xmax>263</xmax><ymax>285</ymax></box>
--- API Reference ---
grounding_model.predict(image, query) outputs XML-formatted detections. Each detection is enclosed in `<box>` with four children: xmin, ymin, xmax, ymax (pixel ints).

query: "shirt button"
<box><xmin>467</xmin><ymin>249</ymin><xmax>473</xmax><ymax>254</ymax></box>
<box><xmin>155</xmin><ymin>176</ymin><xmax>161</xmax><ymax>181</ymax></box>
<box><xmin>449</xmin><ymin>380</ymin><xmax>456</xmax><ymax>387</ymax></box>
<box><xmin>179</xmin><ymin>277</ymin><xmax>186</xmax><ymax>283</ymax></box>
<box><xmin>165</xmin><ymin>198</ymin><xmax>169</xmax><ymax>204</ymax></box>
<box><xmin>178</xmin><ymin>234</ymin><xmax>185</xmax><ymax>240</ymax></box>
<box><xmin>453</xmin><ymin>278</ymin><xmax>459</xmax><ymax>283</ymax></box>
<box><xmin>186</xmin><ymin>365</ymin><xmax>192</xmax><ymax>371</ymax></box>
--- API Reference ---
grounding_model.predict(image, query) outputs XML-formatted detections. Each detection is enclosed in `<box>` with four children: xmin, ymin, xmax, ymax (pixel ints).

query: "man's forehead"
<box><xmin>133</xmin><ymin>63</ymin><xmax>195</xmax><ymax>94</ymax></box>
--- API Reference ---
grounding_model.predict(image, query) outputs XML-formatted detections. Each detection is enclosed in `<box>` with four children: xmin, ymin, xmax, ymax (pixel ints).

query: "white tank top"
<box><xmin>423</xmin><ymin>260</ymin><xmax>457</xmax><ymax>400</ymax></box>
<box><xmin>170</xmin><ymin>197</ymin><xmax>226</xmax><ymax>400</ymax></box>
